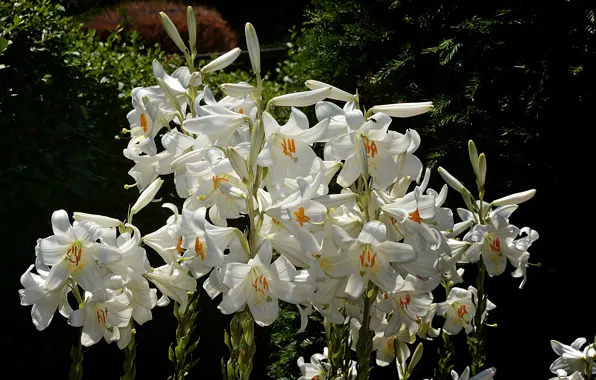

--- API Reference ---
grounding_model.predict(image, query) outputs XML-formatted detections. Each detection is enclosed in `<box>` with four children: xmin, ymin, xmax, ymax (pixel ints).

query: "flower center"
<box><xmin>362</xmin><ymin>136</ymin><xmax>378</xmax><ymax>158</ymax></box>
<box><xmin>251</xmin><ymin>272</ymin><xmax>272</xmax><ymax>305</ymax></box>
<box><xmin>399</xmin><ymin>294</ymin><xmax>411</xmax><ymax>309</ymax></box>
<box><xmin>140</xmin><ymin>113</ymin><xmax>148</xmax><ymax>133</ymax></box>
<box><xmin>195</xmin><ymin>237</ymin><xmax>205</xmax><ymax>260</ymax></box>
<box><xmin>66</xmin><ymin>241</ymin><xmax>83</xmax><ymax>266</ymax></box>
<box><xmin>281</xmin><ymin>137</ymin><xmax>297</xmax><ymax>158</ymax></box>
<box><xmin>457</xmin><ymin>304</ymin><xmax>468</xmax><ymax>319</ymax></box>
<box><xmin>95</xmin><ymin>306</ymin><xmax>108</xmax><ymax>325</ymax></box>
<box><xmin>212</xmin><ymin>176</ymin><xmax>229</xmax><ymax>190</ymax></box>
<box><xmin>386</xmin><ymin>336</ymin><xmax>396</xmax><ymax>354</ymax></box>
<box><xmin>489</xmin><ymin>237</ymin><xmax>501</xmax><ymax>253</ymax></box>
<box><xmin>409</xmin><ymin>209</ymin><xmax>423</xmax><ymax>223</ymax></box>
<box><xmin>359</xmin><ymin>247</ymin><xmax>377</xmax><ymax>273</ymax></box>
<box><xmin>293</xmin><ymin>207</ymin><xmax>311</xmax><ymax>227</ymax></box>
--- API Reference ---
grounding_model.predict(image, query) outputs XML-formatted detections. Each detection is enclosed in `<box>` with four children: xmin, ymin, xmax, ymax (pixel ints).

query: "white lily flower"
<box><xmin>436</xmin><ymin>286</ymin><xmax>495</xmax><ymax>335</ymax></box>
<box><xmin>19</xmin><ymin>264</ymin><xmax>72</xmax><ymax>331</ymax></box>
<box><xmin>35</xmin><ymin>210</ymin><xmax>121</xmax><ymax>292</ymax></box>
<box><xmin>220</xmin><ymin>82</ymin><xmax>255</xmax><ymax>98</ymax></box>
<box><xmin>297</xmin><ymin>352</ymin><xmax>331</xmax><ymax>380</ymax></box>
<box><xmin>550</xmin><ymin>370</ymin><xmax>585</xmax><ymax>380</ymax></box>
<box><xmin>256</xmin><ymin>109</ymin><xmax>329</xmax><ymax>184</ymax></box>
<box><xmin>321</xmin><ymin>221</ymin><xmax>417</xmax><ymax>298</ymax></box>
<box><xmin>330</xmin><ymin>110</ymin><xmax>411</xmax><ymax>189</ymax></box>
<box><xmin>123</xmin><ymin>144</ymin><xmax>173</xmax><ymax>192</ymax></box>
<box><xmin>176</xmin><ymin>207</ymin><xmax>242</xmax><ymax>278</ymax></box>
<box><xmin>550</xmin><ymin>338</ymin><xmax>596</xmax><ymax>376</ymax></box>
<box><xmin>219</xmin><ymin>240</ymin><xmax>309</xmax><ymax>326</ymax></box>
<box><xmin>377</xmin><ymin>274</ymin><xmax>440</xmax><ymax>338</ymax></box>
<box><xmin>68</xmin><ymin>289</ymin><xmax>132</xmax><ymax>347</ymax></box>
<box><xmin>450</xmin><ymin>366</ymin><xmax>497</xmax><ymax>380</ymax></box>
<box><xmin>144</xmin><ymin>264</ymin><xmax>196</xmax><ymax>312</ymax></box>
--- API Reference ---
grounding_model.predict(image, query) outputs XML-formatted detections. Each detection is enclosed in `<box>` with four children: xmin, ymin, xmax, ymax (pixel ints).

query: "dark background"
<box><xmin>2</xmin><ymin>0</ymin><xmax>594</xmax><ymax>379</ymax></box>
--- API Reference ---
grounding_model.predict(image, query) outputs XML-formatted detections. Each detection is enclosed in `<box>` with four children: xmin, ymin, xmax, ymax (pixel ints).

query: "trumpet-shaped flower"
<box><xmin>68</xmin><ymin>289</ymin><xmax>133</xmax><ymax>347</ymax></box>
<box><xmin>219</xmin><ymin>240</ymin><xmax>309</xmax><ymax>326</ymax></box>
<box><xmin>35</xmin><ymin>210</ymin><xmax>122</xmax><ymax>293</ymax></box>
<box><xmin>322</xmin><ymin>221</ymin><xmax>417</xmax><ymax>299</ymax></box>
<box><xmin>550</xmin><ymin>338</ymin><xmax>596</xmax><ymax>376</ymax></box>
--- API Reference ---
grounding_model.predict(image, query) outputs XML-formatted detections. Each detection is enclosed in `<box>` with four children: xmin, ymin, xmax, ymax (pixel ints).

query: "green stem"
<box><xmin>120</xmin><ymin>327</ymin><xmax>137</xmax><ymax>380</ymax></box>
<box><xmin>325</xmin><ymin>318</ymin><xmax>352</xmax><ymax>380</ymax></box>
<box><xmin>68</xmin><ymin>327</ymin><xmax>84</xmax><ymax>380</ymax></box>
<box><xmin>435</xmin><ymin>281</ymin><xmax>454</xmax><ymax>380</ymax></box>
<box><xmin>470</xmin><ymin>261</ymin><xmax>487</xmax><ymax>375</ymax></box>
<box><xmin>223</xmin><ymin>308</ymin><xmax>256</xmax><ymax>380</ymax></box>
<box><xmin>355</xmin><ymin>282</ymin><xmax>377</xmax><ymax>380</ymax></box>
<box><xmin>168</xmin><ymin>293</ymin><xmax>200</xmax><ymax>380</ymax></box>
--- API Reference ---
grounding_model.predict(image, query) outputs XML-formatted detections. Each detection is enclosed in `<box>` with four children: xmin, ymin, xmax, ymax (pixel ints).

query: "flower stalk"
<box><xmin>222</xmin><ymin>308</ymin><xmax>256</xmax><ymax>380</ymax></box>
<box><xmin>168</xmin><ymin>293</ymin><xmax>201</xmax><ymax>380</ymax></box>
<box><xmin>120</xmin><ymin>327</ymin><xmax>137</xmax><ymax>380</ymax></box>
<box><xmin>355</xmin><ymin>282</ymin><xmax>378</xmax><ymax>380</ymax></box>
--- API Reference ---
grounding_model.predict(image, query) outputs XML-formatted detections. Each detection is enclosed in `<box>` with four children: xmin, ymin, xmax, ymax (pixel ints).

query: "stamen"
<box><xmin>140</xmin><ymin>113</ymin><xmax>148</xmax><ymax>133</ymax></box>
<box><xmin>409</xmin><ymin>209</ymin><xmax>423</xmax><ymax>223</ymax></box>
<box><xmin>176</xmin><ymin>237</ymin><xmax>183</xmax><ymax>255</ymax></box>
<box><xmin>195</xmin><ymin>237</ymin><xmax>205</xmax><ymax>260</ymax></box>
<box><xmin>293</xmin><ymin>207</ymin><xmax>311</xmax><ymax>226</ymax></box>
<box><xmin>281</xmin><ymin>138</ymin><xmax>297</xmax><ymax>158</ymax></box>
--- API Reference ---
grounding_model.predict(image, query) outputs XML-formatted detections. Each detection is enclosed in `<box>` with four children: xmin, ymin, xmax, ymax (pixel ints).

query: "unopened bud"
<box><xmin>269</xmin><ymin>87</ymin><xmax>332</xmax><ymax>107</ymax></box>
<box><xmin>305</xmin><ymin>80</ymin><xmax>355</xmax><ymax>102</ymax></box>
<box><xmin>478</xmin><ymin>153</ymin><xmax>487</xmax><ymax>187</ymax></box>
<box><xmin>201</xmin><ymin>48</ymin><xmax>241</xmax><ymax>74</ymax></box>
<box><xmin>468</xmin><ymin>140</ymin><xmax>479</xmax><ymax>175</ymax></box>
<box><xmin>438</xmin><ymin>167</ymin><xmax>464</xmax><ymax>193</ymax></box>
<box><xmin>188</xmin><ymin>71</ymin><xmax>202</xmax><ymax>87</ymax></box>
<box><xmin>131</xmin><ymin>178</ymin><xmax>163</xmax><ymax>215</ymax></box>
<box><xmin>245</xmin><ymin>23</ymin><xmax>260</xmax><ymax>74</ymax></box>
<box><xmin>491</xmin><ymin>189</ymin><xmax>536</xmax><ymax>206</ymax></box>
<box><xmin>159</xmin><ymin>12</ymin><xmax>187</xmax><ymax>53</ymax></box>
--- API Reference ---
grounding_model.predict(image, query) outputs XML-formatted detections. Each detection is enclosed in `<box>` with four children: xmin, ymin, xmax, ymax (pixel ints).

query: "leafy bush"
<box><xmin>84</xmin><ymin>1</ymin><xmax>237</xmax><ymax>54</ymax></box>
<box><xmin>1</xmin><ymin>1</ymin><xmax>286</xmax><ymax>377</ymax></box>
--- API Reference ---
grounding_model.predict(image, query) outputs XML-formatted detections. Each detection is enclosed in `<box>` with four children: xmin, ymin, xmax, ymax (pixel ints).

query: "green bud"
<box><xmin>468</xmin><ymin>140</ymin><xmax>479</xmax><ymax>176</ymax></box>
<box><xmin>159</xmin><ymin>12</ymin><xmax>187</xmax><ymax>54</ymax></box>
<box><xmin>186</xmin><ymin>7</ymin><xmax>197</xmax><ymax>55</ymax></box>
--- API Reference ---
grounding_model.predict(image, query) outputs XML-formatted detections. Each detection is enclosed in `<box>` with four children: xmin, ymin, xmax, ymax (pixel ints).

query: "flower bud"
<box><xmin>407</xmin><ymin>342</ymin><xmax>424</xmax><ymax>373</ymax></box>
<box><xmin>220</xmin><ymin>82</ymin><xmax>255</xmax><ymax>98</ymax></box>
<box><xmin>269</xmin><ymin>87</ymin><xmax>332</xmax><ymax>107</ymax></box>
<box><xmin>468</xmin><ymin>139</ymin><xmax>479</xmax><ymax>176</ymax></box>
<box><xmin>491</xmin><ymin>189</ymin><xmax>536</xmax><ymax>206</ymax></box>
<box><xmin>201</xmin><ymin>48</ymin><xmax>241</xmax><ymax>74</ymax></box>
<box><xmin>478</xmin><ymin>153</ymin><xmax>487</xmax><ymax>187</ymax></box>
<box><xmin>245</xmin><ymin>23</ymin><xmax>260</xmax><ymax>74</ymax></box>
<box><xmin>470</xmin><ymin>367</ymin><xmax>496</xmax><ymax>380</ymax></box>
<box><xmin>354</xmin><ymin>134</ymin><xmax>369</xmax><ymax>179</ymax></box>
<box><xmin>186</xmin><ymin>6</ymin><xmax>197</xmax><ymax>54</ymax></box>
<box><xmin>228</xmin><ymin>147</ymin><xmax>249</xmax><ymax>182</ymax></box>
<box><xmin>188</xmin><ymin>71</ymin><xmax>202</xmax><ymax>87</ymax></box>
<box><xmin>248</xmin><ymin>120</ymin><xmax>264</xmax><ymax>169</ymax></box>
<box><xmin>159</xmin><ymin>12</ymin><xmax>187</xmax><ymax>53</ymax></box>
<box><xmin>131</xmin><ymin>178</ymin><xmax>164</xmax><ymax>215</ymax></box>
<box><xmin>370</xmin><ymin>101</ymin><xmax>433</xmax><ymax>117</ymax></box>
<box><xmin>438</xmin><ymin>167</ymin><xmax>464</xmax><ymax>193</ymax></box>
<box><xmin>461</xmin><ymin>188</ymin><xmax>476</xmax><ymax>213</ymax></box>
<box><xmin>305</xmin><ymin>80</ymin><xmax>355</xmax><ymax>102</ymax></box>
<box><xmin>73</xmin><ymin>212</ymin><xmax>121</xmax><ymax>228</ymax></box>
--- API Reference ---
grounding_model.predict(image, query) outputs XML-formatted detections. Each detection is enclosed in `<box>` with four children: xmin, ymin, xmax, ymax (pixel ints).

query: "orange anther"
<box><xmin>140</xmin><ymin>113</ymin><xmax>148</xmax><ymax>133</ymax></box>
<box><xmin>212</xmin><ymin>176</ymin><xmax>229</xmax><ymax>190</ymax></box>
<box><xmin>409</xmin><ymin>209</ymin><xmax>423</xmax><ymax>224</ymax></box>
<box><xmin>195</xmin><ymin>237</ymin><xmax>205</xmax><ymax>260</ymax></box>
<box><xmin>489</xmin><ymin>238</ymin><xmax>501</xmax><ymax>253</ymax></box>
<box><xmin>176</xmin><ymin>237</ymin><xmax>183</xmax><ymax>255</ymax></box>
<box><xmin>66</xmin><ymin>243</ymin><xmax>82</xmax><ymax>266</ymax></box>
<box><xmin>457</xmin><ymin>304</ymin><xmax>468</xmax><ymax>319</ymax></box>
<box><xmin>281</xmin><ymin>138</ymin><xmax>297</xmax><ymax>158</ymax></box>
<box><xmin>362</xmin><ymin>136</ymin><xmax>378</xmax><ymax>158</ymax></box>
<box><xmin>293</xmin><ymin>207</ymin><xmax>311</xmax><ymax>226</ymax></box>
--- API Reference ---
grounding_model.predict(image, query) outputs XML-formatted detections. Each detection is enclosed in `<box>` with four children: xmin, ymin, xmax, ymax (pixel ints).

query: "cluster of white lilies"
<box><xmin>20</xmin><ymin>7</ymin><xmax>578</xmax><ymax>380</ymax></box>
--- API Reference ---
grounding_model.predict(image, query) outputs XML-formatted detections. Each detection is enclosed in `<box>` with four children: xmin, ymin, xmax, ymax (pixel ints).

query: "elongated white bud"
<box><xmin>354</xmin><ymin>134</ymin><xmax>369</xmax><ymax>179</ymax></box>
<box><xmin>468</xmin><ymin>140</ymin><xmax>479</xmax><ymax>176</ymax></box>
<box><xmin>478</xmin><ymin>153</ymin><xmax>487</xmax><ymax>187</ymax></box>
<box><xmin>73</xmin><ymin>212</ymin><xmax>121</xmax><ymax>228</ymax></box>
<box><xmin>370</xmin><ymin>101</ymin><xmax>432</xmax><ymax>117</ymax></box>
<box><xmin>248</xmin><ymin>120</ymin><xmax>264</xmax><ymax>169</ymax></box>
<box><xmin>269</xmin><ymin>87</ymin><xmax>332</xmax><ymax>107</ymax></box>
<box><xmin>470</xmin><ymin>367</ymin><xmax>496</xmax><ymax>380</ymax></box>
<box><xmin>186</xmin><ymin>6</ymin><xmax>197</xmax><ymax>54</ymax></box>
<box><xmin>159</xmin><ymin>12</ymin><xmax>187</xmax><ymax>53</ymax></box>
<box><xmin>305</xmin><ymin>80</ymin><xmax>355</xmax><ymax>102</ymax></box>
<box><xmin>131</xmin><ymin>178</ymin><xmax>164</xmax><ymax>215</ymax></box>
<box><xmin>220</xmin><ymin>82</ymin><xmax>255</xmax><ymax>97</ymax></box>
<box><xmin>491</xmin><ymin>189</ymin><xmax>536</xmax><ymax>206</ymax></box>
<box><xmin>245</xmin><ymin>23</ymin><xmax>260</xmax><ymax>74</ymax></box>
<box><xmin>438</xmin><ymin>167</ymin><xmax>464</xmax><ymax>193</ymax></box>
<box><xmin>228</xmin><ymin>147</ymin><xmax>249</xmax><ymax>182</ymax></box>
<box><xmin>201</xmin><ymin>48</ymin><xmax>241</xmax><ymax>74</ymax></box>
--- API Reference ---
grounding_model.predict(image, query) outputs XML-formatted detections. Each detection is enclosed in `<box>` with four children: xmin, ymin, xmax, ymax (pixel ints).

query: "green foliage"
<box><xmin>293</xmin><ymin>0</ymin><xmax>596</xmax><ymax>197</ymax></box>
<box><xmin>222</xmin><ymin>308</ymin><xmax>257</xmax><ymax>380</ymax></box>
<box><xmin>267</xmin><ymin>302</ymin><xmax>325</xmax><ymax>380</ymax></box>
